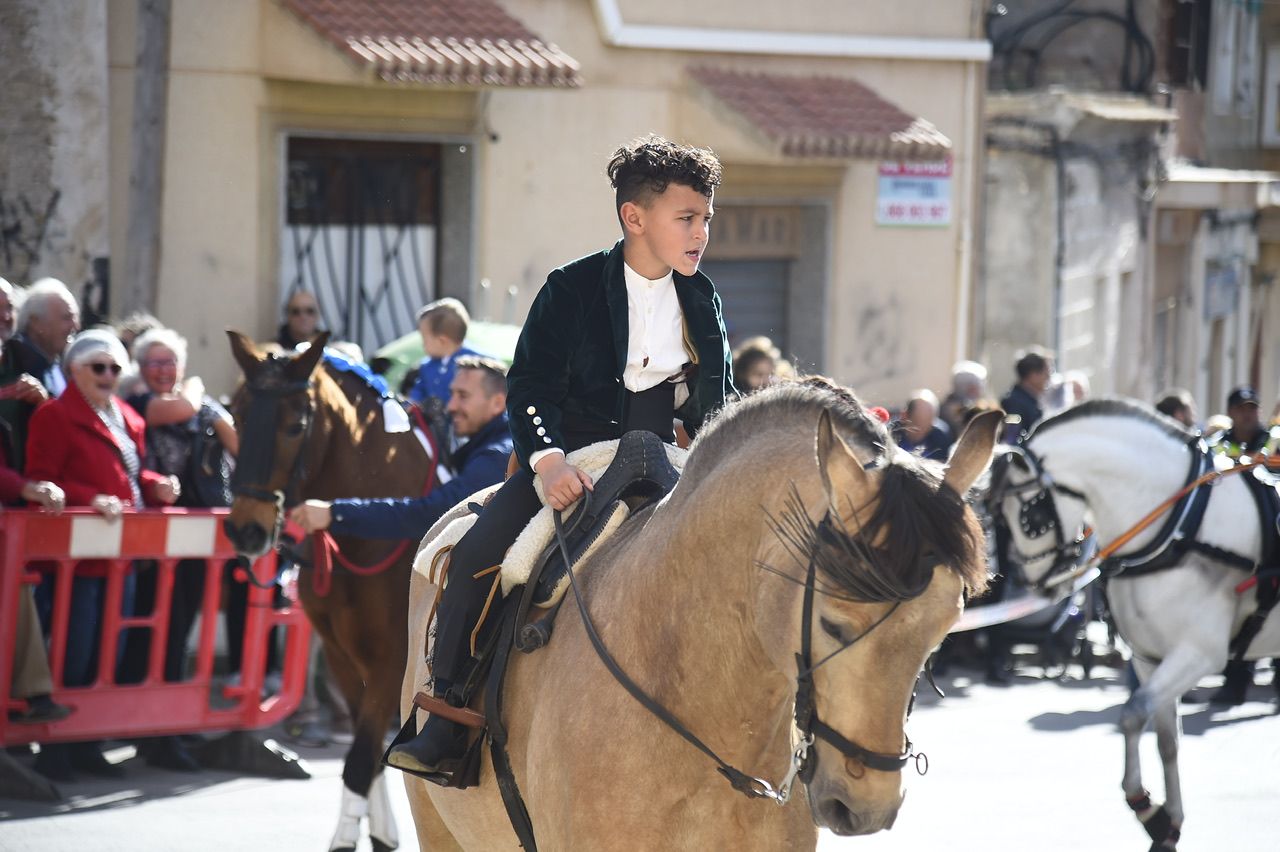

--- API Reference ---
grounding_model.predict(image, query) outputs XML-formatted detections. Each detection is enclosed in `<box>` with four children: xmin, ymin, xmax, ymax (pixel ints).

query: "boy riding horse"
<box><xmin>386</xmin><ymin>135</ymin><xmax>735</xmax><ymax>778</ymax></box>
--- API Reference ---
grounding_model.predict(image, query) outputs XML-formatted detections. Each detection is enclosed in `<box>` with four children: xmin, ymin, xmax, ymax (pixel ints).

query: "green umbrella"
<box><xmin>372</xmin><ymin>320</ymin><xmax>522</xmax><ymax>393</ymax></box>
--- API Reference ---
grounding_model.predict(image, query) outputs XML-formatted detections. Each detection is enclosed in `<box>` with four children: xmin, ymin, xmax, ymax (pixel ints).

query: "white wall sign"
<box><xmin>876</xmin><ymin>159</ymin><xmax>952</xmax><ymax>227</ymax></box>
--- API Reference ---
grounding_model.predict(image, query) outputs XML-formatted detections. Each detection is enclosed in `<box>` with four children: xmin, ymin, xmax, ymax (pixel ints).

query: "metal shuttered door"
<box><xmin>699</xmin><ymin>259</ymin><xmax>790</xmax><ymax>351</ymax></box>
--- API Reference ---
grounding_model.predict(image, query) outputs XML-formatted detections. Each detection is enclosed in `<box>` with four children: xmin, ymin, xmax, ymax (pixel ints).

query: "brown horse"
<box><xmin>401</xmin><ymin>382</ymin><xmax>999</xmax><ymax>850</ymax></box>
<box><xmin>224</xmin><ymin>331</ymin><xmax>435</xmax><ymax>852</ymax></box>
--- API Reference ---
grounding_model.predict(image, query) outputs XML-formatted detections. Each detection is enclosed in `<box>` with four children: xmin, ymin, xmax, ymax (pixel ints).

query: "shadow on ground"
<box><xmin>1027</xmin><ymin>689</ymin><xmax>1278</xmax><ymax>735</ymax></box>
<box><xmin>0</xmin><ymin>725</ymin><xmax>348</xmax><ymax>820</ymax></box>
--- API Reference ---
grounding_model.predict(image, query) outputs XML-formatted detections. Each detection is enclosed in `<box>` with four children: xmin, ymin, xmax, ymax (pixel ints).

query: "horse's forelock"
<box><xmin>853</xmin><ymin>458</ymin><xmax>987</xmax><ymax>596</ymax></box>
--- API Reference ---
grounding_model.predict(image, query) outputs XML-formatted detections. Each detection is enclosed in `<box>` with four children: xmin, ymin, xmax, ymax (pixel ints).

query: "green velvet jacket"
<box><xmin>507</xmin><ymin>240</ymin><xmax>735</xmax><ymax>470</ymax></box>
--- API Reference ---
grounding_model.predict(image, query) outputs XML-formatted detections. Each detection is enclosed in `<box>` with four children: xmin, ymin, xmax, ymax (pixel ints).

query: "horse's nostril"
<box><xmin>224</xmin><ymin>519</ymin><xmax>268</xmax><ymax>556</ymax></box>
<box><xmin>819</xmin><ymin>798</ymin><xmax>862</xmax><ymax>836</ymax></box>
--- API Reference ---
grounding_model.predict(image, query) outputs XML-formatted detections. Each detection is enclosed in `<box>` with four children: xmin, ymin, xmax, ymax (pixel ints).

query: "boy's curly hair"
<box><xmin>606</xmin><ymin>135</ymin><xmax>722</xmax><ymax>216</ymax></box>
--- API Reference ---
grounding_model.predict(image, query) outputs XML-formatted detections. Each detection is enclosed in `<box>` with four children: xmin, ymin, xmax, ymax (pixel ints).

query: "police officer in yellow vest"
<box><xmin>1206</xmin><ymin>385</ymin><xmax>1280</xmax><ymax>705</ymax></box>
<box><xmin>1212</xmin><ymin>386</ymin><xmax>1279</xmax><ymax>461</ymax></box>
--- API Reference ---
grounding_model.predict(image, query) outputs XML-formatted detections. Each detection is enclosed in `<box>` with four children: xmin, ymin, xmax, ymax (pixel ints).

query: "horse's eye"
<box><xmin>286</xmin><ymin>421</ymin><xmax>306</xmax><ymax>437</ymax></box>
<box><xmin>820</xmin><ymin>617</ymin><xmax>847</xmax><ymax>643</ymax></box>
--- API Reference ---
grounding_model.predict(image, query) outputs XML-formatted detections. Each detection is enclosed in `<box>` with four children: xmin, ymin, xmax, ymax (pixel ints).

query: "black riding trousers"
<box><xmin>431</xmin><ymin>469</ymin><xmax>543</xmax><ymax>685</ymax></box>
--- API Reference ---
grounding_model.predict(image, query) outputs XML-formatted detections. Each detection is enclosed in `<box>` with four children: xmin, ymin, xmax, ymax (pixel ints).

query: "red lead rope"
<box><xmin>308</xmin><ymin>406</ymin><xmax>439</xmax><ymax>597</ymax></box>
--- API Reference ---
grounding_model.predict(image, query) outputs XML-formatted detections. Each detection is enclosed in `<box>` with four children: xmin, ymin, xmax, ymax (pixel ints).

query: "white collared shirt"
<box><xmin>622</xmin><ymin>262</ymin><xmax>687</xmax><ymax>393</ymax></box>
<box><xmin>44</xmin><ymin>362</ymin><xmax>67</xmax><ymax>398</ymax></box>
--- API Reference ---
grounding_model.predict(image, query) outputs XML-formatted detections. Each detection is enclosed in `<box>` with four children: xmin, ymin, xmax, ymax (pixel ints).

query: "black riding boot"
<box><xmin>385</xmin><ymin>681</ymin><xmax>469</xmax><ymax>775</ymax></box>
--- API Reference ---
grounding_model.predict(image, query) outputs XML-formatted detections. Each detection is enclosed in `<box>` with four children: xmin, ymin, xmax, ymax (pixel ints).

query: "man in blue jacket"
<box><xmin>288</xmin><ymin>356</ymin><xmax>512</xmax><ymax>540</ymax></box>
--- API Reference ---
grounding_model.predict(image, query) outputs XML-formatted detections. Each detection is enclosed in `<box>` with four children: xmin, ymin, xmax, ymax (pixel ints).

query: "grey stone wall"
<box><xmin>0</xmin><ymin>0</ymin><xmax>109</xmax><ymax>292</ymax></box>
<box><xmin>981</xmin><ymin>114</ymin><xmax>1158</xmax><ymax>396</ymax></box>
<box><xmin>987</xmin><ymin>0</ymin><xmax>1163</xmax><ymax>94</ymax></box>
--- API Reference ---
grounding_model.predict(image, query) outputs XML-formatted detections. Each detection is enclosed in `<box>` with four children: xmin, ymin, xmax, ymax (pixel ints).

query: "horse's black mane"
<box><xmin>701</xmin><ymin>380</ymin><xmax>986</xmax><ymax>599</ymax></box>
<box><xmin>1029</xmin><ymin>397</ymin><xmax>1194</xmax><ymax>444</ymax></box>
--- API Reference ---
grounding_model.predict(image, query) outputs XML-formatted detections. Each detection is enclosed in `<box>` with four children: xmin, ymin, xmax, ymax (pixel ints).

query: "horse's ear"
<box><xmin>943</xmin><ymin>409</ymin><xmax>1003</xmax><ymax>495</ymax></box>
<box><xmin>816</xmin><ymin>409</ymin><xmax>872</xmax><ymax>510</ymax></box>
<box><xmin>286</xmin><ymin>331</ymin><xmax>331</xmax><ymax>380</ymax></box>
<box><xmin>227</xmin><ymin>330</ymin><xmax>265</xmax><ymax>378</ymax></box>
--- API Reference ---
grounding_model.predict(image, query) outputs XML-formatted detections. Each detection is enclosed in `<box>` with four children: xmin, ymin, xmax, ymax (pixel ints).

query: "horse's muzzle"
<box><xmin>810</xmin><ymin>786</ymin><xmax>901</xmax><ymax>836</ymax></box>
<box><xmin>223</xmin><ymin>518</ymin><xmax>270</xmax><ymax>559</ymax></box>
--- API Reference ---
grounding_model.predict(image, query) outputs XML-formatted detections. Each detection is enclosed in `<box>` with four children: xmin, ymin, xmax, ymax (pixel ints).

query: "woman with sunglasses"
<box><xmin>25</xmin><ymin>329</ymin><xmax>180</xmax><ymax>782</ymax></box>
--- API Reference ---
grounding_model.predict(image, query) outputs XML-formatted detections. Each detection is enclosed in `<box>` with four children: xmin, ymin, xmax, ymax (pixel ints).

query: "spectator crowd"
<box><xmin>3</xmin><ymin>269</ymin><xmax>1278</xmax><ymax>788</ymax></box>
<box><xmin>0</xmin><ymin>276</ymin><xmax>524</xmax><ymax>787</ymax></box>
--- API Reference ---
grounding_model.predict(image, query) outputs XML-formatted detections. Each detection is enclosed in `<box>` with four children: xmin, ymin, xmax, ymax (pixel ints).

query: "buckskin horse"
<box><xmin>991</xmin><ymin>399</ymin><xmax>1280</xmax><ymax>851</ymax></box>
<box><xmin>400</xmin><ymin>382</ymin><xmax>1000</xmax><ymax>850</ymax></box>
<box><xmin>224</xmin><ymin>331</ymin><xmax>436</xmax><ymax>852</ymax></box>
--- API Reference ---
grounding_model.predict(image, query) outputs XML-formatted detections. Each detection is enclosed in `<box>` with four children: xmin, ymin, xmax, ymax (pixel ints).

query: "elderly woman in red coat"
<box><xmin>26</xmin><ymin>329</ymin><xmax>180</xmax><ymax>781</ymax></box>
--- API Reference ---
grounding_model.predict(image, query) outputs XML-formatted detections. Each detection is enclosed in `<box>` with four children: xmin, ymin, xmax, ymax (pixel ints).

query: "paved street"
<box><xmin>3</xmin><ymin>659</ymin><xmax>1277</xmax><ymax>851</ymax></box>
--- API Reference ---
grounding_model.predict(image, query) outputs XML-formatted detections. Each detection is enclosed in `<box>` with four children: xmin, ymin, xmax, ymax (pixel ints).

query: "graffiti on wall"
<box><xmin>0</xmin><ymin>188</ymin><xmax>67</xmax><ymax>282</ymax></box>
<box><xmin>843</xmin><ymin>292</ymin><xmax>916</xmax><ymax>388</ymax></box>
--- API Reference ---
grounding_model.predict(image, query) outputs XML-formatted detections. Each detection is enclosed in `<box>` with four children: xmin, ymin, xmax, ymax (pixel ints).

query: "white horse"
<box><xmin>992</xmin><ymin>399</ymin><xmax>1279</xmax><ymax>851</ymax></box>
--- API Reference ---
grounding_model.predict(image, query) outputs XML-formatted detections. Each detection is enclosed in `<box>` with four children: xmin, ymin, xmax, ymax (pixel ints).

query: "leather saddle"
<box><xmin>518</xmin><ymin>429</ymin><xmax>681</xmax><ymax>647</ymax></box>
<box><xmin>533</xmin><ymin>430</ymin><xmax>679</xmax><ymax>602</ymax></box>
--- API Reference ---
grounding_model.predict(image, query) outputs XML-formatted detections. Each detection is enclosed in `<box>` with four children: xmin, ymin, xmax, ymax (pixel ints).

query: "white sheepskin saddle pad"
<box><xmin>413</xmin><ymin>439</ymin><xmax>687</xmax><ymax>605</ymax></box>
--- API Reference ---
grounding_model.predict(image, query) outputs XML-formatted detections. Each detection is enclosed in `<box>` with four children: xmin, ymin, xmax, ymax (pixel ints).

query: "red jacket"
<box><xmin>25</xmin><ymin>386</ymin><xmax>166</xmax><ymax>507</ymax></box>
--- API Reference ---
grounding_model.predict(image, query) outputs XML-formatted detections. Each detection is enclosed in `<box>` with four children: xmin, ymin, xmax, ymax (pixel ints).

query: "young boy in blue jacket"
<box><xmin>386</xmin><ymin>135</ymin><xmax>735</xmax><ymax>778</ymax></box>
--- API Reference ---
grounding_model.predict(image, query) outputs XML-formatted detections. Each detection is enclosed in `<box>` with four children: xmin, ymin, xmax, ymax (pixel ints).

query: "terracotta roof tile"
<box><xmin>690</xmin><ymin>67</ymin><xmax>950</xmax><ymax>160</ymax></box>
<box><xmin>282</xmin><ymin>0</ymin><xmax>581</xmax><ymax>88</ymax></box>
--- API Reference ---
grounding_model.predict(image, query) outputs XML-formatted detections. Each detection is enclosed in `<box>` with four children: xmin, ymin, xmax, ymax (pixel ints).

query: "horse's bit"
<box><xmin>553</xmin><ymin>503</ymin><xmax>925</xmax><ymax>809</ymax></box>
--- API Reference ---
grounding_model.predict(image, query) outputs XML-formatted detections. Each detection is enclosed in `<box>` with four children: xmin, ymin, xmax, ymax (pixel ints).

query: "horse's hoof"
<box><xmin>1140</xmin><ymin>805</ymin><xmax>1171</xmax><ymax>842</ymax></box>
<box><xmin>1141</xmin><ymin>798</ymin><xmax>1177</xmax><ymax>844</ymax></box>
<box><xmin>371</xmin><ymin>839</ymin><xmax>398</xmax><ymax>852</ymax></box>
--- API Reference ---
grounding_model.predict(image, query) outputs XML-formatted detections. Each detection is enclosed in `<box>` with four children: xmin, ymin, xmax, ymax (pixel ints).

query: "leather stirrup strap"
<box><xmin>412</xmin><ymin>692</ymin><xmax>486</xmax><ymax>729</ymax></box>
<box><xmin>487</xmin><ymin>606</ymin><xmax>539</xmax><ymax>851</ymax></box>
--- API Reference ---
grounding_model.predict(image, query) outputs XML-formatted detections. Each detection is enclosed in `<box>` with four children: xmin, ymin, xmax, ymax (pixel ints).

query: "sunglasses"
<box><xmin>289</xmin><ymin>306</ymin><xmax>318</xmax><ymax>316</ymax></box>
<box><xmin>88</xmin><ymin>362</ymin><xmax>123</xmax><ymax>376</ymax></box>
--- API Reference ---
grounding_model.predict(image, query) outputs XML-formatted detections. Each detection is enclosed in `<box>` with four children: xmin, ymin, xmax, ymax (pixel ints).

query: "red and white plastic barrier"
<box><xmin>0</xmin><ymin>508</ymin><xmax>311</xmax><ymax>746</ymax></box>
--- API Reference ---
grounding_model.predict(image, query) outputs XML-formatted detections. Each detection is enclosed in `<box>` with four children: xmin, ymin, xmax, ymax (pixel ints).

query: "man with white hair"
<box><xmin>0</xmin><ymin>278</ymin><xmax>80</xmax><ymax>467</ymax></box>
<box><xmin>893</xmin><ymin>388</ymin><xmax>954</xmax><ymax>461</ymax></box>
<box><xmin>939</xmin><ymin>359</ymin><xmax>988</xmax><ymax>437</ymax></box>
<box><xmin>9</xmin><ymin>278</ymin><xmax>80</xmax><ymax>397</ymax></box>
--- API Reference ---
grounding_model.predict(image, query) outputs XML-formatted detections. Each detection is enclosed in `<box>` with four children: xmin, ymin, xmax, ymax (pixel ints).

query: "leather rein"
<box><xmin>551</xmin><ymin>496</ymin><xmax>926</xmax><ymax>809</ymax></box>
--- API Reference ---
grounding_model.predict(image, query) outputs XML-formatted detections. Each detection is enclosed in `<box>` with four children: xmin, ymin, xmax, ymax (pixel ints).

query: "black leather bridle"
<box><xmin>230</xmin><ymin>363</ymin><xmax>316</xmax><ymax>534</ymax></box>
<box><xmin>992</xmin><ymin>446</ymin><xmax>1089</xmax><ymax>586</ymax></box>
<box><xmin>792</xmin><ymin>514</ymin><xmax>925</xmax><ymax>780</ymax></box>
<box><xmin>553</xmin><ymin>502</ymin><xmax>928</xmax><ymax>808</ymax></box>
